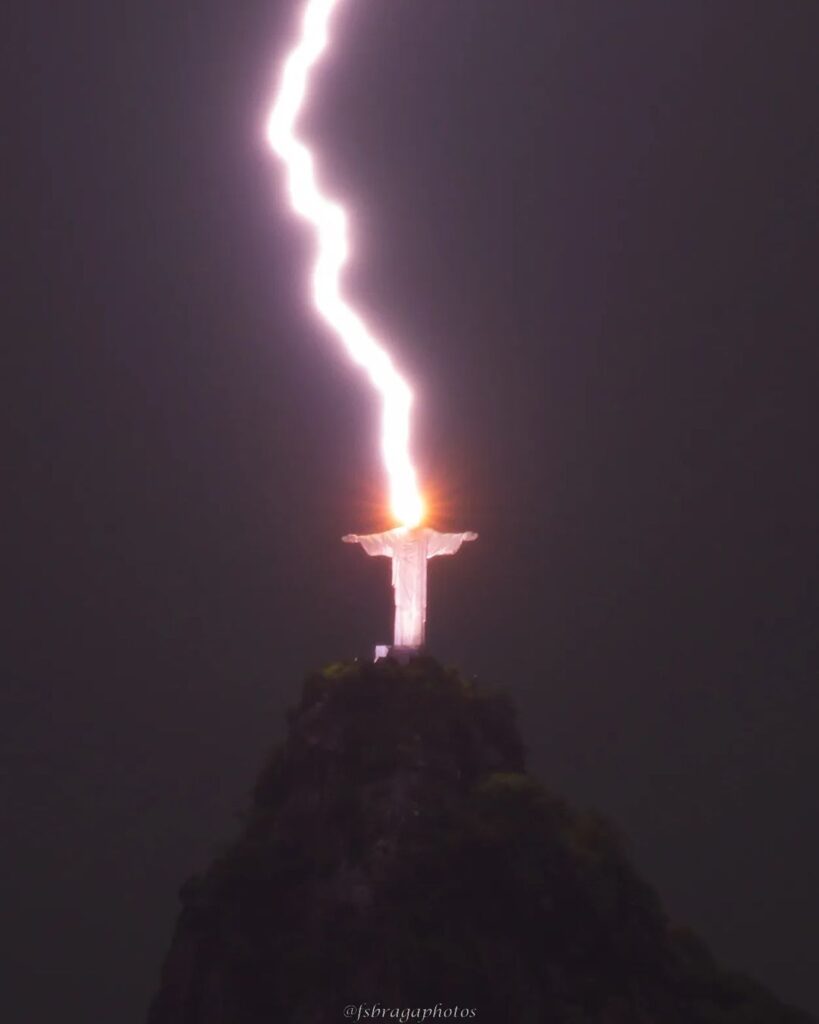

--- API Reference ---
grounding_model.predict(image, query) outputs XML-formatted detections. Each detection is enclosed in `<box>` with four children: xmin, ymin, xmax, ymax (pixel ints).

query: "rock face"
<box><xmin>148</xmin><ymin>658</ymin><xmax>813</xmax><ymax>1024</ymax></box>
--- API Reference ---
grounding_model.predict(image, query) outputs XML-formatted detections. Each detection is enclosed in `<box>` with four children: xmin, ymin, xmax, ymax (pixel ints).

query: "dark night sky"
<box><xmin>3</xmin><ymin>1</ymin><xmax>818</xmax><ymax>1021</ymax></box>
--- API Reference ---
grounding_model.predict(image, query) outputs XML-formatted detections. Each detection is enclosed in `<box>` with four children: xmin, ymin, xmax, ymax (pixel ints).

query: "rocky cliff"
<box><xmin>148</xmin><ymin>657</ymin><xmax>813</xmax><ymax>1023</ymax></box>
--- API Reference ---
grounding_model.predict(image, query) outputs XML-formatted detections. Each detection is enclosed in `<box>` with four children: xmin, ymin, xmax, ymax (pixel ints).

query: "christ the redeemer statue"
<box><xmin>343</xmin><ymin>527</ymin><xmax>478</xmax><ymax>654</ymax></box>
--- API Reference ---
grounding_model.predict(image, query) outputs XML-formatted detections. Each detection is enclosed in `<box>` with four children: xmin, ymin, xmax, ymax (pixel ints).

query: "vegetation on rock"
<box><xmin>148</xmin><ymin>658</ymin><xmax>813</xmax><ymax>1023</ymax></box>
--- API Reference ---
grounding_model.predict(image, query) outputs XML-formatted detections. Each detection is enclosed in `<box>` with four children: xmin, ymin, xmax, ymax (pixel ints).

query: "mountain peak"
<box><xmin>148</xmin><ymin>658</ymin><xmax>813</xmax><ymax>1023</ymax></box>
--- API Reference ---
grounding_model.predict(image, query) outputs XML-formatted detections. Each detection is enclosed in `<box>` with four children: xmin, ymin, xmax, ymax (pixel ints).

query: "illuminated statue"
<box><xmin>343</xmin><ymin>527</ymin><xmax>478</xmax><ymax>652</ymax></box>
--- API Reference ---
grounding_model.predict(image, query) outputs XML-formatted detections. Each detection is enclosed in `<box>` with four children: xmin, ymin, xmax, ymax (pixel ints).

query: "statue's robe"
<box><xmin>353</xmin><ymin>527</ymin><xmax>473</xmax><ymax>648</ymax></box>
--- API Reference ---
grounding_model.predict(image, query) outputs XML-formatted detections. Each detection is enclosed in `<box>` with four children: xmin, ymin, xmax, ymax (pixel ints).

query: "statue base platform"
<box><xmin>374</xmin><ymin>644</ymin><xmax>421</xmax><ymax>665</ymax></box>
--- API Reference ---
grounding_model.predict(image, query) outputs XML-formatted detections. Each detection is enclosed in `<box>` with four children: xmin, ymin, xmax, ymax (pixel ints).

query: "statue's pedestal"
<box><xmin>374</xmin><ymin>645</ymin><xmax>420</xmax><ymax>665</ymax></box>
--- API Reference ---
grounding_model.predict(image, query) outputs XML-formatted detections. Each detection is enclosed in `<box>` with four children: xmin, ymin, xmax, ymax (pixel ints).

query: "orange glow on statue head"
<box><xmin>392</xmin><ymin>471</ymin><xmax>425</xmax><ymax>529</ymax></box>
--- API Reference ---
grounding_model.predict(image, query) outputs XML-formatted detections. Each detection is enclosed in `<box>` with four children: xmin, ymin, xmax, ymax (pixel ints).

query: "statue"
<box><xmin>342</xmin><ymin>527</ymin><xmax>478</xmax><ymax>652</ymax></box>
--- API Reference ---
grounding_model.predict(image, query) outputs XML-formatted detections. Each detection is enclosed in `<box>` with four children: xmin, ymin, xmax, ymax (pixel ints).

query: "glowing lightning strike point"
<box><xmin>267</xmin><ymin>0</ymin><xmax>424</xmax><ymax>528</ymax></box>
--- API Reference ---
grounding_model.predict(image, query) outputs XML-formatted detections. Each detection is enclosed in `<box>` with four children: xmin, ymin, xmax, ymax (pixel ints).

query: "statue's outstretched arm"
<box><xmin>341</xmin><ymin>531</ymin><xmax>394</xmax><ymax>557</ymax></box>
<box><xmin>427</xmin><ymin>530</ymin><xmax>478</xmax><ymax>558</ymax></box>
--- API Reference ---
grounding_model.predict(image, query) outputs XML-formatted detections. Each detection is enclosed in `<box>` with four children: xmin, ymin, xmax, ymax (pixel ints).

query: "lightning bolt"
<box><xmin>267</xmin><ymin>0</ymin><xmax>424</xmax><ymax>528</ymax></box>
